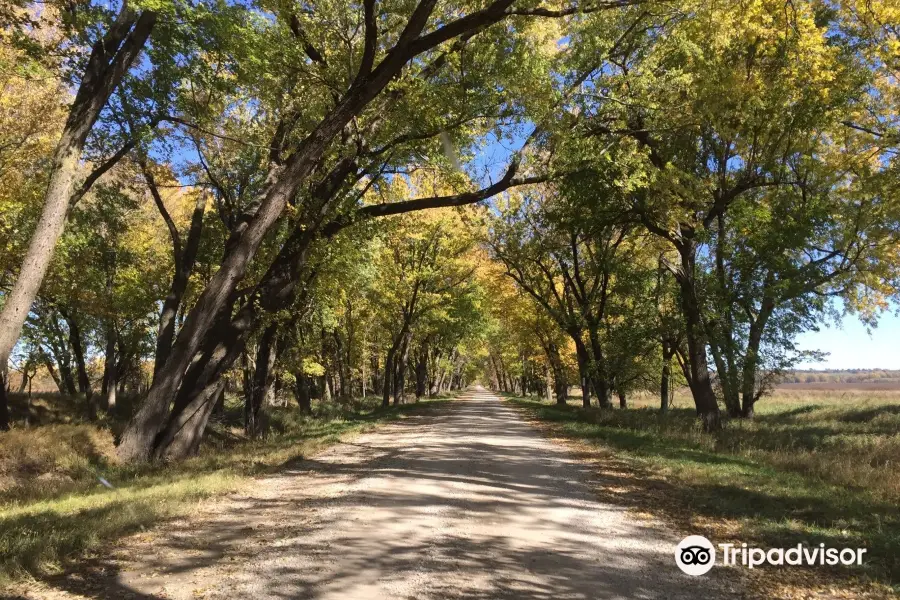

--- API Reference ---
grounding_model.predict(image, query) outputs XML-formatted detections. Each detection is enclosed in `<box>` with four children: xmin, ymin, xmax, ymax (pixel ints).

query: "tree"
<box><xmin>0</xmin><ymin>3</ymin><xmax>157</xmax><ymax>421</ymax></box>
<box><xmin>553</xmin><ymin>0</ymin><xmax>900</xmax><ymax>425</ymax></box>
<box><xmin>115</xmin><ymin>0</ymin><xmax>597</xmax><ymax>461</ymax></box>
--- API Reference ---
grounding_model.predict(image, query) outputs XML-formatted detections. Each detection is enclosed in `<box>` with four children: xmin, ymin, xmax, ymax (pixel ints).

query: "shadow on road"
<box><xmin>33</xmin><ymin>388</ymin><xmax>734</xmax><ymax>600</ymax></box>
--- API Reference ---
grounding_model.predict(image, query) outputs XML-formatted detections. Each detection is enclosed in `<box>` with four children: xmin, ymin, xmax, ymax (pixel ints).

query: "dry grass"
<box><xmin>0</xmin><ymin>425</ymin><xmax>117</xmax><ymax>501</ymax></box>
<box><xmin>626</xmin><ymin>389</ymin><xmax>900</xmax><ymax>502</ymax></box>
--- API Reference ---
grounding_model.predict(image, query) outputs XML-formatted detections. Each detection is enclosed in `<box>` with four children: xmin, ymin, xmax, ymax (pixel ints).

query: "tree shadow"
<box><xmin>511</xmin><ymin>398</ymin><xmax>900</xmax><ymax>590</ymax></box>
<box><xmin>26</xmin><ymin>389</ymin><xmax>739</xmax><ymax>599</ymax></box>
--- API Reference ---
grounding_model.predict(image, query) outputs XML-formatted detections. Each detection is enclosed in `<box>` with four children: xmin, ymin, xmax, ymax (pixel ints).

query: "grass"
<box><xmin>505</xmin><ymin>389</ymin><xmax>900</xmax><ymax>597</ymax></box>
<box><xmin>0</xmin><ymin>393</ymin><xmax>454</xmax><ymax>586</ymax></box>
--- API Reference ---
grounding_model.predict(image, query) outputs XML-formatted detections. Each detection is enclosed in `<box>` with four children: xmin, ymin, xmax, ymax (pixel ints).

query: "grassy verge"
<box><xmin>504</xmin><ymin>393</ymin><xmax>900</xmax><ymax>598</ymax></box>
<box><xmin>0</xmin><ymin>394</ymin><xmax>454</xmax><ymax>586</ymax></box>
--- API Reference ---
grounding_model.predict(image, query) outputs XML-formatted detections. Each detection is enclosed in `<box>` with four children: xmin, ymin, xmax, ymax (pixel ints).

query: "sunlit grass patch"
<box><xmin>507</xmin><ymin>393</ymin><xmax>900</xmax><ymax>596</ymax></box>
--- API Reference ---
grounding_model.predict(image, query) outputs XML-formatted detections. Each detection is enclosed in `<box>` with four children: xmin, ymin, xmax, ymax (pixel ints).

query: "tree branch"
<box><xmin>322</xmin><ymin>158</ymin><xmax>543</xmax><ymax>236</ymax></box>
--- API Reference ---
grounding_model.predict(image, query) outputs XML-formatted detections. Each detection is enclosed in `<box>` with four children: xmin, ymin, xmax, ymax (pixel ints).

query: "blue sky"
<box><xmin>795</xmin><ymin>309</ymin><xmax>900</xmax><ymax>370</ymax></box>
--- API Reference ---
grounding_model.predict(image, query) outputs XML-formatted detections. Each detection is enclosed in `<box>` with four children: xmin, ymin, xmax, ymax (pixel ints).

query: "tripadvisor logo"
<box><xmin>675</xmin><ymin>535</ymin><xmax>716</xmax><ymax>575</ymax></box>
<box><xmin>675</xmin><ymin>536</ymin><xmax>868</xmax><ymax>576</ymax></box>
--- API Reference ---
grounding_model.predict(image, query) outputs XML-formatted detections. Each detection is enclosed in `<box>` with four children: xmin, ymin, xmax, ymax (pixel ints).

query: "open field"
<box><xmin>629</xmin><ymin>387</ymin><xmax>900</xmax><ymax>410</ymax></box>
<box><xmin>0</xmin><ymin>394</ymin><xmax>453</xmax><ymax>587</ymax></box>
<box><xmin>508</xmin><ymin>389</ymin><xmax>900</xmax><ymax>597</ymax></box>
<box><xmin>777</xmin><ymin>382</ymin><xmax>900</xmax><ymax>391</ymax></box>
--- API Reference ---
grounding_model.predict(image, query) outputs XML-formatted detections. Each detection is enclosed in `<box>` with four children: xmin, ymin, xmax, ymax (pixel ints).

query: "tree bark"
<box><xmin>660</xmin><ymin>341</ymin><xmax>674</xmax><ymax>414</ymax></box>
<box><xmin>587</xmin><ymin>324</ymin><xmax>611</xmax><ymax>408</ymax></box>
<box><xmin>740</xmin><ymin>298</ymin><xmax>774</xmax><ymax>418</ymax></box>
<box><xmin>382</xmin><ymin>347</ymin><xmax>395</xmax><ymax>408</ymax></box>
<box><xmin>572</xmin><ymin>333</ymin><xmax>591</xmax><ymax>409</ymax></box>
<box><xmin>152</xmin><ymin>188</ymin><xmax>206</xmax><ymax>379</ymax></box>
<box><xmin>295</xmin><ymin>372</ymin><xmax>312</xmax><ymax>413</ymax></box>
<box><xmin>676</xmin><ymin>243</ymin><xmax>721</xmax><ymax>430</ymax></box>
<box><xmin>156</xmin><ymin>378</ymin><xmax>226</xmax><ymax>461</ymax></box>
<box><xmin>706</xmin><ymin>214</ymin><xmax>740</xmax><ymax>417</ymax></box>
<box><xmin>415</xmin><ymin>344</ymin><xmax>428</xmax><ymax>400</ymax></box>
<box><xmin>0</xmin><ymin>371</ymin><xmax>9</xmax><ymax>431</ymax></box>
<box><xmin>393</xmin><ymin>330</ymin><xmax>411</xmax><ymax>405</ymax></box>
<box><xmin>245</xmin><ymin>324</ymin><xmax>278</xmax><ymax>437</ymax></box>
<box><xmin>61</xmin><ymin>309</ymin><xmax>92</xmax><ymax>403</ymax></box>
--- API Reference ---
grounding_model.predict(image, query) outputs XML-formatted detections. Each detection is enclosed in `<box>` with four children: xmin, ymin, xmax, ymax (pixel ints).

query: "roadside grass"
<box><xmin>505</xmin><ymin>391</ymin><xmax>900</xmax><ymax>597</ymax></box>
<box><xmin>0</xmin><ymin>393</ymin><xmax>454</xmax><ymax>586</ymax></box>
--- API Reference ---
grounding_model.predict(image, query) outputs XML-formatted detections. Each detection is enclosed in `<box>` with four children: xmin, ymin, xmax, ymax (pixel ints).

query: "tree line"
<box><xmin>1</xmin><ymin>0</ymin><xmax>898</xmax><ymax>455</ymax></box>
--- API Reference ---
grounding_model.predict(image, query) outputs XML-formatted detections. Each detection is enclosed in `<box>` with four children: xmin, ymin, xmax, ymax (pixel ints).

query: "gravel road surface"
<box><xmin>23</xmin><ymin>386</ymin><xmax>737</xmax><ymax>599</ymax></box>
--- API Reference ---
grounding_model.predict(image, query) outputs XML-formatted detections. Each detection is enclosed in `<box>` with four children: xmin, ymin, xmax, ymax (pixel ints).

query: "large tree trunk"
<box><xmin>295</xmin><ymin>372</ymin><xmax>312</xmax><ymax>413</ymax></box>
<box><xmin>382</xmin><ymin>347</ymin><xmax>395</xmax><ymax>408</ymax></box>
<box><xmin>543</xmin><ymin>341</ymin><xmax>567</xmax><ymax>405</ymax></box>
<box><xmin>0</xmin><ymin>8</ymin><xmax>156</xmax><ymax>377</ymax></box>
<box><xmin>151</xmin><ymin>312</ymin><xmax>247</xmax><ymax>460</ymax></box>
<box><xmin>572</xmin><ymin>333</ymin><xmax>592</xmax><ymax>409</ymax></box>
<box><xmin>145</xmin><ymin>222</ymin><xmax>314</xmax><ymax>457</ymax></box>
<box><xmin>156</xmin><ymin>379</ymin><xmax>226</xmax><ymax>461</ymax></box>
<box><xmin>415</xmin><ymin>345</ymin><xmax>428</xmax><ymax>401</ymax></box>
<box><xmin>427</xmin><ymin>349</ymin><xmax>441</xmax><ymax>396</ymax></box>
<box><xmin>0</xmin><ymin>371</ymin><xmax>9</xmax><ymax>431</ymax></box>
<box><xmin>709</xmin><ymin>341</ymin><xmax>740</xmax><ymax>418</ymax></box>
<box><xmin>711</xmin><ymin>213</ymin><xmax>742</xmax><ymax>418</ymax></box>
<box><xmin>497</xmin><ymin>352</ymin><xmax>509</xmax><ymax>393</ymax></box>
<box><xmin>587</xmin><ymin>324</ymin><xmax>611</xmax><ymax>408</ymax></box>
<box><xmin>149</xmin><ymin>310</ymin><xmax>253</xmax><ymax>462</ymax></box>
<box><xmin>245</xmin><ymin>324</ymin><xmax>278</xmax><ymax>437</ymax></box>
<box><xmin>740</xmin><ymin>299</ymin><xmax>774</xmax><ymax>418</ymax></box>
<box><xmin>393</xmin><ymin>331</ymin><xmax>411</xmax><ymax>405</ymax></box>
<box><xmin>118</xmin><ymin>227</ymin><xmax>311</xmax><ymax>460</ymax></box>
<box><xmin>58</xmin><ymin>355</ymin><xmax>78</xmax><ymax>397</ymax></box>
<box><xmin>61</xmin><ymin>309</ymin><xmax>92</xmax><ymax>404</ymax></box>
<box><xmin>676</xmin><ymin>243</ymin><xmax>721</xmax><ymax>431</ymax></box>
<box><xmin>544</xmin><ymin>366</ymin><xmax>553</xmax><ymax>403</ymax></box>
<box><xmin>153</xmin><ymin>189</ymin><xmax>206</xmax><ymax>379</ymax></box>
<box><xmin>660</xmin><ymin>341</ymin><xmax>674</xmax><ymax>414</ymax></box>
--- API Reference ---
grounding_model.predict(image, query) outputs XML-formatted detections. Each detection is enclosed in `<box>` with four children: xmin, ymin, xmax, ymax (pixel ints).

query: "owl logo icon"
<box><xmin>675</xmin><ymin>536</ymin><xmax>716</xmax><ymax>575</ymax></box>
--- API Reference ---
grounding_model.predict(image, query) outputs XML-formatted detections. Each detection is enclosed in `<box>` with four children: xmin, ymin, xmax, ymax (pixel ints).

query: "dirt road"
<box><xmin>28</xmin><ymin>387</ymin><xmax>737</xmax><ymax>599</ymax></box>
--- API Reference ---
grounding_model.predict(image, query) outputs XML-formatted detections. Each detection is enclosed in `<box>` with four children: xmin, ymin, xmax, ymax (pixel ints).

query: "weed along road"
<box><xmin>26</xmin><ymin>387</ymin><xmax>738</xmax><ymax>599</ymax></box>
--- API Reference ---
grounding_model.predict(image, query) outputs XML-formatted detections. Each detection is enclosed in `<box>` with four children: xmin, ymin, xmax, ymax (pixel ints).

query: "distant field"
<box><xmin>778</xmin><ymin>369</ymin><xmax>900</xmax><ymax>390</ymax></box>
<box><xmin>638</xmin><ymin>387</ymin><xmax>900</xmax><ymax>409</ymax></box>
<box><xmin>776</xmin><ymin>381</ymin><xmax>900</xmax><ymax>391</ymax></box>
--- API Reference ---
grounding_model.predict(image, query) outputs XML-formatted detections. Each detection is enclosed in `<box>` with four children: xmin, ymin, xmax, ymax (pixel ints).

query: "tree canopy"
<box><xmin>1</xmin><ymin>0</ymin><xmax>898</xmax><ymax>448</ymax></box>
